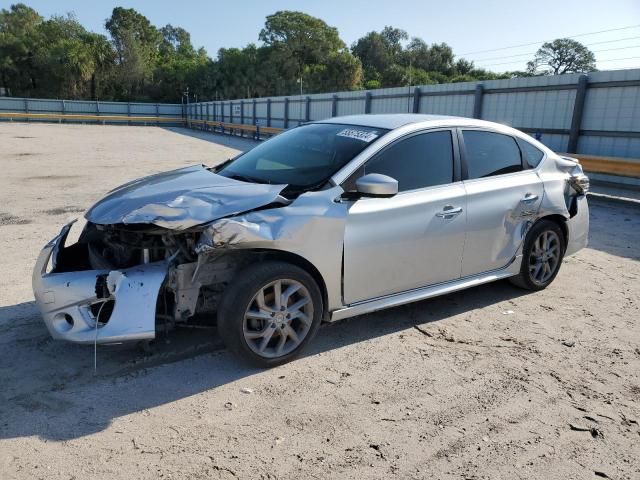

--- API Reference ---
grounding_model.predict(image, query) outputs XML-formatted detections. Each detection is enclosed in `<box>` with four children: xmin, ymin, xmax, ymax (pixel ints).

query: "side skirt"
<box><xmin>329</xmin><ymin>255</ymin><xmax>522</xmax><ymax>322</ymax></box>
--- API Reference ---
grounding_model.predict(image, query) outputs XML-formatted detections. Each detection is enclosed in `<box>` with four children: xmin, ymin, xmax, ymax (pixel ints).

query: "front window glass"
<box><xmin>216</xmin><ymin>123</ymin><xmax>388</xmax><ymax>188</ymax></box>
<box><xmin>349</xmin><ymin>131</ymin><xmax>454</xmax><ymax>192</ymax></box>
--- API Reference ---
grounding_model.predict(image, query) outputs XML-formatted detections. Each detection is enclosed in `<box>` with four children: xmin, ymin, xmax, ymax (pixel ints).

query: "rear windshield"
<box><xmin>217</xmin><ymin>123</ymin><xmax>388</xmax><ymax>188</ymax></box>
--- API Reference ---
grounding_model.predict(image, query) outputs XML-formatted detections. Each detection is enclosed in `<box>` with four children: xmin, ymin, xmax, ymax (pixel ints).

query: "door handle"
<box><xmin>520</xmin><ymin>193</ymin><xmax>539</xmax><ymax>203</ymax></box>
<box><xmin>435</xmin><ymin>206</ymin><xmax>463</xmax><ymax>218</ymax></box>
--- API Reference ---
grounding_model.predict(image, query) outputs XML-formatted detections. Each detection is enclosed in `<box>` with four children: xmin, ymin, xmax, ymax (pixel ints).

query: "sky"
<box><xmin>7</xmin><ymin>0</ymin><xmax>640</xmax><ymax>72</ymax></box>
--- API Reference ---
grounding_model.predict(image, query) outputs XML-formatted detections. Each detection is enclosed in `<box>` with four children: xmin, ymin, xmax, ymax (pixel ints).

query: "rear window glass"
<box><xmin>519</xmin><ymin>138</ymin><xmax>545</xmax><ymax>168</ymax></box>
<box><xmin>463</xmin><ymin>130</ymin><xmax>523</xmax><ymax>179</ymax></box>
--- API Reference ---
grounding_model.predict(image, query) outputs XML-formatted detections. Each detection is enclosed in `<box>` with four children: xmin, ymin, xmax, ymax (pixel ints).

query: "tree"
<box><xmin>32</xmin><ymin>15</ymin><xmax>115</xmax><ymax>99</ymax></box>
<box><xmin>260</xmin><ymin>12</ymin><xmax>340</xmax><ymax>77</ymax></box>
<box><xmin>105</xmin><ymin>7</ymin><xmax>161</xmax><ymax>99</ymax></box>
<box><xmin>0</xmin><ymin>4</ymin><xmax>533</xmax><ymax>101</ymax></box>
<box><xmin>0</xmin><ymin>4</ymin><xmax>42</xmax><ymax>94</ymax></box>
<box><xmin>405</xmin><ymin>39</ymin><xmax>454</xmax><ymax>75</ymax></box>
<box><xmin>306</xmin><ymin>50</ymin><xmax>362</xmax><ymax>93</ymax></box>
<box><xmin>351</xmin><ymin>27</ymin><xmax>408</xmax><ymax>84</ymax></box>
<box><xmin>152</xmin><ymin>24</ymin><xmax>207</xmax><ymax>101</ymax></box>
<box><xmin>215</xmin><ymin>45</ymin><xmax>260</xmax><ymax>99</ymax></box>
<box><xmin>258</xmin><ymin>11</ymin><xmax>357</xmax><ymax>95</ymax></box>
<box><xmin>527</xmin><ymin>38</ymin><xmax>596</xmax><ymax>75</ymax></box>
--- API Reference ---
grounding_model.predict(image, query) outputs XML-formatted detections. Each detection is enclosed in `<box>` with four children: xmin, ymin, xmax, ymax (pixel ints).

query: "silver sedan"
<box><xmin>33</xmin><ymin>114</ymin><xmax>590</xmax><ymax>367</ymax></box>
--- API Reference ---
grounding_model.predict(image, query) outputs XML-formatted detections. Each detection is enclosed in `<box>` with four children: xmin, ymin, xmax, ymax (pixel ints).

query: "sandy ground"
<box><xmin>0</xmin><ymin>123</ymin><xmax>638</xmax><ymax>480</ymax></box>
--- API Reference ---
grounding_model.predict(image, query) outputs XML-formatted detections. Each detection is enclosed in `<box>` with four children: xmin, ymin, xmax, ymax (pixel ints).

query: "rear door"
<box><xmin>342</xmin><ymin>129</ymin><xmax>467</xmax><ymax>304</ymax></box>
<box><xmin>459</xmin><ymin>129</ymin><xmax>544</xmax><ymax>277</ymax></box>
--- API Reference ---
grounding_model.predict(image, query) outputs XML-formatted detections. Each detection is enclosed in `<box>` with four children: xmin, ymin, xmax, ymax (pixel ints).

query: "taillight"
<box><xmin>569</xmin><ymin>173</ymin><xmax>590</xmax><ymax>194</ymax></box>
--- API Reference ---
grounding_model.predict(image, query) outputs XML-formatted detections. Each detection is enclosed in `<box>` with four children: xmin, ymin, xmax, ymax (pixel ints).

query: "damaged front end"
<box><xmin>32</xmin><ymin>219</ymin><xmax>255</xmax><ymax>344</ymax></box>
<box><xmin>32</xmin><ymin>221</ymin><xmax>169</xmax><ymax>343</ymax></box>
<box><xmin>32</xmin><ymin>165</ymin><xmax>295</xmax><ymax>344</ymax></box>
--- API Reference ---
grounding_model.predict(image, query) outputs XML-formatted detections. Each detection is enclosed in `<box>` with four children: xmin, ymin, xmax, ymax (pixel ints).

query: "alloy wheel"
<box><xmin>529</xmin><ymin>230</ymin><xmax>561</xmax><ymax>285</ymax></box>
<box><xmin>242</xmin><ymin>279</ymin><xmax>314</xmax><ymax>358</ymax></box>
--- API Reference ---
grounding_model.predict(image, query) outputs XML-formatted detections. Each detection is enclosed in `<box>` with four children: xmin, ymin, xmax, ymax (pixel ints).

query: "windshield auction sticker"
<box><xmin>337</xmin><ymin>128</ymin><xmax>379</xmax><ymax>143</ymax></box>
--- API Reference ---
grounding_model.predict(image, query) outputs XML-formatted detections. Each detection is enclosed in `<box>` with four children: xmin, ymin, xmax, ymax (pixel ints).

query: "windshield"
<box><xmin>216</xmin><ymin>123</ymin><xmax>388</xmax><ymax>189</ymax></box>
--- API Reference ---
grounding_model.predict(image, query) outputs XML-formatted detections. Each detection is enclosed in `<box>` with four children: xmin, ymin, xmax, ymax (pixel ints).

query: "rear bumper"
<box><xmin>32</xmin><ymin>222</ymin><xmax>168</xmax><ymax>344</ymax></box>
<box><xmin>566</xmin><ymin>195</ymin><xmax>589</xmax><ymax>257</ymax></box>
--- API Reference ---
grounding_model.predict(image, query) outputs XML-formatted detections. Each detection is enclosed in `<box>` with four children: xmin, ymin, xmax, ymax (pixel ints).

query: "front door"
<box><xmin>342</xmin><ymin>130</ymin><xmax>467</xmax><ymax>304</ymax></box>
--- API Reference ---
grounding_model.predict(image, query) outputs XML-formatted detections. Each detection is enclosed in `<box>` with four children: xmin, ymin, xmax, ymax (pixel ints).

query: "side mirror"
<box><xmin>355</xmin><ymin>173</ymin><xmax>398</xmax><ymax>198</ymax></box>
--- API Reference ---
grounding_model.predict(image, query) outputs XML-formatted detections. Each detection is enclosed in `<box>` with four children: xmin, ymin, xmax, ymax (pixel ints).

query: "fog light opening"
<box><xmin>53</xmin><ymin>312</ymin><xmax>75</xmax><ymax>333</ymax></box>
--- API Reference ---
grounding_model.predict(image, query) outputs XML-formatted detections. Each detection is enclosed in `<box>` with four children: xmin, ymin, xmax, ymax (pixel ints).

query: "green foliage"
<box><xmin>527</xmin><ymin>38</ymin><xmax>596</xmax><ymax>75</ymax></box>
<box><xmin>351</xmin><ymin>27</ymin><xmax>408</xmax><ymax>85</ymax></box>
<box><xmin>258</xmin><ymin>11</ymin><xmax>359</xmax><ymax>95</ymax></box>
<box><xmin>0</xmin><ymin>4</ymin><xmax>43</xmax><ymax>94</ymax></box>
<box><xmin>0</xmin><ymin>4</ymin><xmax>534</xmax><ymax>102</ymax></box>
<box><xmin>350</xmin><ymin>26</ymin><xmax>509</xmax><ymax>88</ymax></box>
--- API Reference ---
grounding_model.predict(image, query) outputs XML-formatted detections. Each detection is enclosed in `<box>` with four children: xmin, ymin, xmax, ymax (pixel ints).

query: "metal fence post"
<box><xmin>24</xmin><ymin>98</ymin><xmax>28</xmax><ymax>122</ymax></box>
<box><xmin>284</xmin><ymin>98</ymin><xmax>289</xmax><ymax>128</ymax></box>
<box><xmin>331</xmin><ymin>94</ymin><xmax>338</xmax><ymax>117</ymax></box>
<box><xmin>155</xmin><ymin>103</ymin><xmax>160</xmax><ymax>126</ymax></box>
<box><xmin>127</xmin><ymin>102</ymin><xmax>131</xmax><ymax>125</ymax></box>
<box><xmin>364</xmin><ymin>92</ymin><xmax>372</xmax><ymax>114</ymax></box>
<box><xmin>240</xmin><ymin>100</ymin><xmax>245</xmax><ymax>126</ymax></box>
<box><xmin>413</xmin><ymin>87</ymin><xmax>421</xmax><ymax>113</ymax></box>
<box><xmin>61</xmin><ymin>99</ymin><xmax>65</xmax><ymax>123</ymax></box>
<box><xmin>96</xmin><ymin>100</ymin><xmax>102</xmax><ymax>125</ymax></box>
<box><xmin>568</xmin><ymin>74</ymin><xmax>589</xmax><ymax>154</ymax></box>
<box><xmin>252</xmin><ymin>99</ymin><xmax>257</xmax><ymax>125</ymax></box>
<box><xmin>305</xmin><ymin>96</ymin><xmax>311</xmax><ymax>122</ymax></box>
<box><xmin>473</xmin><ymin>84</ymin><xmax>484</xmax><ymax>119</ymax></box>
<box><xmin>220</xmin><ymin>102</ymin><xmax>224</xmax><ymax>123</ymax></box>
<box><xmin>266</xmin><ymin>99</ymin><xmax>271</xmax><ymax>127</ymax></box>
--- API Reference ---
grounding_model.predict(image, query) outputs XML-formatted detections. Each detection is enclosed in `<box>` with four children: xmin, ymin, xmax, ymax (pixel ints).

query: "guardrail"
<box><xmin>565</xmin><ymin>154</ymin><xmax>640</xmax><ymax>178</ymax></box>
<box><xmin>0</xmin><ymin>111</ymin><xmax>183</xmax><ymax>125</ymax></box>
<box><xmin>187</xmin><ymin>118</ymin><xmax>283</xmax><ymax>140</ymax></box>
<box><xmin>0</xmin><ymin>111</ymin><xmax>283</xmax><ymax>139</ymax></box>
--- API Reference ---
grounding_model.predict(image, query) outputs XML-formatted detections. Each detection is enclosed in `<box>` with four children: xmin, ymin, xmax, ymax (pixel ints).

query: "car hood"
<box><xmin>85</xmin><ymin>165</ymin><xmax>287</xmax><ymax>230</ymax></box>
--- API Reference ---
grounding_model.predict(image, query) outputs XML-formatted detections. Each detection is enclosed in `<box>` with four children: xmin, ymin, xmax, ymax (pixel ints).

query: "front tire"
<box><xmin>217</xmin><ymin>261</ymin><xmax>323</xmax><ymax>368</ymax></box>
<box><xmin>510</xmin><ymin>219</ymin><xmax>565</xmax><ymax>291</ymax></box>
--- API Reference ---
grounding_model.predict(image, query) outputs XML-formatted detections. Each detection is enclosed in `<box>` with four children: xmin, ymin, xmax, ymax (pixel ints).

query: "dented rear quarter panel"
<box><xmin>536</xmin><ymin>154</ymin><xmax>590</xmax><ymax>255</ymax></box>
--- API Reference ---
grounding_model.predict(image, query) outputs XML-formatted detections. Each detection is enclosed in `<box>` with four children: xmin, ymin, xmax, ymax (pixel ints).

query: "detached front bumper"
<box><xmin>32</xmin><ymin>222</ymin><xmax>168</xmax><ymax>344</ymax></box>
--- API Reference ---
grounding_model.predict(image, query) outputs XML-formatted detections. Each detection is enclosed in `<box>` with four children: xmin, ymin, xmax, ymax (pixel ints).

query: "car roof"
<box><xmin>317</xmin><ymin>113</ymin><xmax>503</xmax><ymax>131</ymax></box>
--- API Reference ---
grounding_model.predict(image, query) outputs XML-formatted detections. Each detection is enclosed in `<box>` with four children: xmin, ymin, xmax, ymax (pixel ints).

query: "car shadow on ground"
<box><xmin>0</xmin><ymin>279</ymin><xmax>530</xmax><ymax>441</ymax></box>
<box><xmin>586</xmin><ymin>199</ymin><xmax>639</xmax><ymax>262</ymax></box>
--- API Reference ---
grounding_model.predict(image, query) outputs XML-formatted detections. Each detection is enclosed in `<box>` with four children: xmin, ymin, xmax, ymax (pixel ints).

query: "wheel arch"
<box><xmin>237</xmin><ymin>248</ymin><xmax>329</xmax><ymax>320</ymax></box>
<box><xmin>536</xmin><ymin>214</ymin><xmax>569</xmax><ymax>251</ymax></box>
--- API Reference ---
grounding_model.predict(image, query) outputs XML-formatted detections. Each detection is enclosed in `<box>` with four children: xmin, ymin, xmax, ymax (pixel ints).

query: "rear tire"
<box><xmin>509</xmin><ymin>219</ymin><xmax>565</xmax><ymax>291</ymax></box>
<box><xmin>217</xmin><ymin>261</ymin><xmax>323</xmax><ymax>368</ymax></box>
